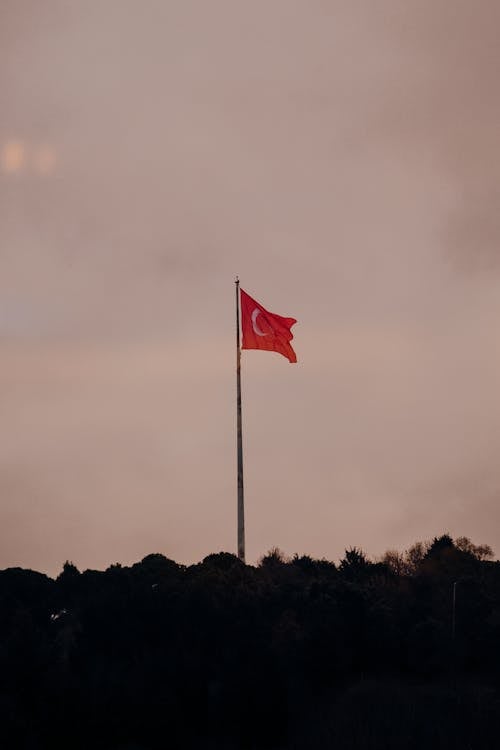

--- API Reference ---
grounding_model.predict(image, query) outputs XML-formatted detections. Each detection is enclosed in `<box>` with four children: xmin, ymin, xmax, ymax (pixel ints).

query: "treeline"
<box><xmin>1</xmin><ymin>534</ymin><xmax>500</xmax><ymax>749</ymax></box>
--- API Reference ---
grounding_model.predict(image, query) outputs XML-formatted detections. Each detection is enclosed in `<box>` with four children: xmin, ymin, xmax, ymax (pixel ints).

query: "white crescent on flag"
<box><xmin>251</xmin><ymin>308</ymin><xmax>269</xmax><ymax>336</ymax></box>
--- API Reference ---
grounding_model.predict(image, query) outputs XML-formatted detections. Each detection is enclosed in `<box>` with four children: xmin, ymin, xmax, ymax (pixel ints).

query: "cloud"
<box><xmin>1</xmin><ymin>1</ymin><xmax>499</xmax><ymax>572</ymax></box>
<box><xmin>358</xmin><ymin>1</ymin><xmax>500</xmax><ymax>271</ymax></box>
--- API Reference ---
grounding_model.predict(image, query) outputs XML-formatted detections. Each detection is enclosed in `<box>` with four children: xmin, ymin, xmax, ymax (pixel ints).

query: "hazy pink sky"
<box><xmin>2</xmin><ymin>1</ymin><xmax>499</xmax><ymax>575</ymax></box>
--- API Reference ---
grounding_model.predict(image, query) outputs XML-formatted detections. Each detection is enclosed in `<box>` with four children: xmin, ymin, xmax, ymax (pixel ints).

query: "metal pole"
<box><xmin>452</xmin><ymin>581</ymin><xmax>457</xmax><ymax>642</ymax></box>
<box><xmin>235</xmin><ymin>277</ymin><xmax>245</xmax><ymax>562</ymax></box>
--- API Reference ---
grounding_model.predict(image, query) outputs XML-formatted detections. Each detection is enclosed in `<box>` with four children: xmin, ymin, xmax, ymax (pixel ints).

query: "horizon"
<box><xmin>3</xmin><ymin>531</ymin><xmax>497</xmax><ymax>580</ymax></box>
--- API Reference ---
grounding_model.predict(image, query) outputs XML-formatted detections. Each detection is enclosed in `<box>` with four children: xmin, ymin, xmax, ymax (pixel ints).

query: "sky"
<box><xmin>1</xmin><ymin>0</ymin><xmax>499</xmax><ymax>575</ymax></box>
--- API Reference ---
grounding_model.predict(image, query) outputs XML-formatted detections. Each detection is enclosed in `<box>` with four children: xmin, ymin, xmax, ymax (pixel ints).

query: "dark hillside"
<box><xmin>1</xmin><ymin>536</ymin><xmax>500</xmax><ymax>749</ymax></box>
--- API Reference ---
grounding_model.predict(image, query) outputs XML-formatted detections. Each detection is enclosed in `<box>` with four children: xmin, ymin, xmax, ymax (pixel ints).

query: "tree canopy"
<box><xmin>1</xmin><ymin>534</ymin><xmax>499</xmax><ymax>749</ymax></box>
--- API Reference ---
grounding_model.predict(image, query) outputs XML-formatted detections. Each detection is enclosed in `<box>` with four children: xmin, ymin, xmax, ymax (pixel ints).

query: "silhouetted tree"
<box><xmin>0</xmin><ymin>534</ymin><xmax>499</xmax><ymax>749</ymax></box>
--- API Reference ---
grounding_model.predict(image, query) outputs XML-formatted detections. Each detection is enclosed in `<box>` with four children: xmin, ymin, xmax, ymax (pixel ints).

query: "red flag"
<box><xmin>240</xmin><ymin>288</ymin><xmax>297</xmax><ymax>363</ymax></box>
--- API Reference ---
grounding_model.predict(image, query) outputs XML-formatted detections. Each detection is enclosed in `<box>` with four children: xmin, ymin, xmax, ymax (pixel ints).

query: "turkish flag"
<box><xmin>240</xmin><ymin>288</ymin><xmax>297</xmax><ymax>363</ymax></box>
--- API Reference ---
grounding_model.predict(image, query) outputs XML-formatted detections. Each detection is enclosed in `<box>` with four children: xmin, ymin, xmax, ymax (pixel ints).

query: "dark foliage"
<box><xmin>1</xmin><ymin>535</ymin><xmax>499</xmax><ymax>749</ymax></box>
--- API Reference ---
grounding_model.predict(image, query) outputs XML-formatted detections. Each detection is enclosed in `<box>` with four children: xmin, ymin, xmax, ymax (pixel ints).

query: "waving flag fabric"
<box><xmin>240</xmin><ymin>288</ymin><xmax>297</xmax><ymax>363</ymax></box>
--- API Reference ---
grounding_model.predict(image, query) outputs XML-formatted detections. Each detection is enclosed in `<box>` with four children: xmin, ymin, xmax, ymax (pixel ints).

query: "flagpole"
<box><xmin>235</xmin><ymin>277</ymin><xmax>245</xmax><ymax>562</ymax></box>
